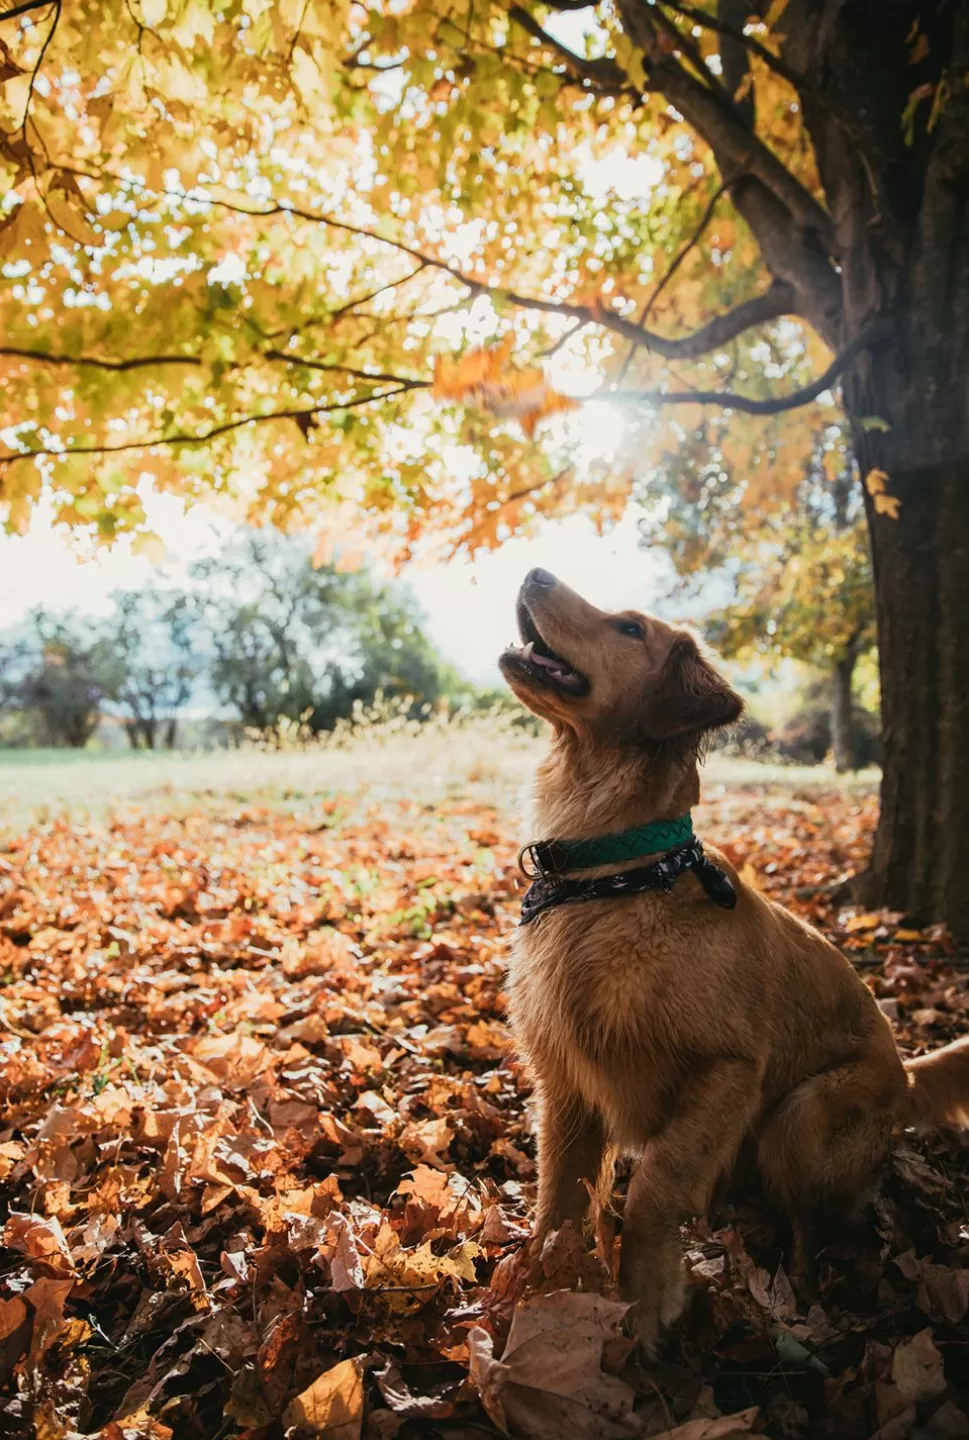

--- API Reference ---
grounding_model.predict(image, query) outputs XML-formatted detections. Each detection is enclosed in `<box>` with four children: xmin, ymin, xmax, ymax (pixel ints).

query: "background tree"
<box><xmin>1</xmin><ymin>610</ymin><xmax>120</xmax><ymax>748</ymax></box>
<box><xmin>639</xmin><ymin>418</ymin><xmax>876</xmax><ymax>770</ymax></box>
<box><xmin>102</xmin><ymin>587</ymin><xmax>198</xmax><ymax>749</ymax></box>
<box><xmin>0</xmin><ymin>3</ymin><xmax>966</xmax><ymax>930</ymax></box>
<box><xmin>190</xmin><ymin>530</ymin><xmax>450</xmax><ymax>734</ymax></box>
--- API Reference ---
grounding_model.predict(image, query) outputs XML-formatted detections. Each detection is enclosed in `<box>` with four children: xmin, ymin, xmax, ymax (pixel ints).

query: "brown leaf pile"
<box><xmin>1</xmin><ymin>786</ymin><xmax>968</xmax><ymax>1439</ymax></box>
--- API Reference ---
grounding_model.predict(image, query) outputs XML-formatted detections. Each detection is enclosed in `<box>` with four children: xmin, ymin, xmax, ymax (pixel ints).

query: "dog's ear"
<box><xmin>642</xmin><ymin>634</ymin><xmax>743</xmax><ymax>741</ymax></box>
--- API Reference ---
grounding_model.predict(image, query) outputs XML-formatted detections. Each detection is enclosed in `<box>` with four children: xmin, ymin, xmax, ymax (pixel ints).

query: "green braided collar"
<box><xmin>518</xmin><ymin>812</ymin><xmax>694</xmax><ymax>878</ymax></box>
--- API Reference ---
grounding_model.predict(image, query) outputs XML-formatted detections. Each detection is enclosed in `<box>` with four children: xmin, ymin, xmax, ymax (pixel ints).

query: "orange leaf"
<box><xmin>432</xmin><ymin>339</ymin><xmax>579</xmax><ymax>437</ymax></box>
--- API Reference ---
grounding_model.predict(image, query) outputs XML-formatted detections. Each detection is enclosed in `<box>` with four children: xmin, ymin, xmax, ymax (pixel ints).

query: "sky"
<box><xmin>0</xmin><ymin>497</ymin><xmax>667</xmax><ymax>685</ymax></box>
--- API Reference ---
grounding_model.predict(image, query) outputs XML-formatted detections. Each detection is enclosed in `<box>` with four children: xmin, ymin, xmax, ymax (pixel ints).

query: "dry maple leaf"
<box><xmin>468</xmin><ymin>1289</ymin><xmax>639</xmax><ymax>1439</ymax></box>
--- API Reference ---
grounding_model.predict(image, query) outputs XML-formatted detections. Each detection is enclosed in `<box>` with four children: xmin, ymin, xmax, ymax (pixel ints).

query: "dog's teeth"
<box><xmin>522</xmin><ymin>641</ymin><xmax>534</xmax><ymax>661</ymax></box>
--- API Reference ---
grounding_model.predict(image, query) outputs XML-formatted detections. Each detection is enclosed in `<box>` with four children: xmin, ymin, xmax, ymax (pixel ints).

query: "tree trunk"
<box><xmin>862</xmin><ymin>461</ymin><xmax>969</xmax><ymax>940</ymax></box>
<box><xmin>830</xmin><ymin>648</ymin><xmax>857</xmax><ymax>774</ymax></box>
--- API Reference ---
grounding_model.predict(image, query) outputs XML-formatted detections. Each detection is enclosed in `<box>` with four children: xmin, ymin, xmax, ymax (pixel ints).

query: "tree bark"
<box><xmin>830</xmin><ymin>648</ymin><xmax>857</xmax><ymax>774</ymax></box>
<box><xmin>788</xmin><ymin>3</ymin><xmax>969</xmax><ymax>939</ymax></box>
<box><xmin>862</xmin><ymin>461</ymin><xmax>969</xmax><ymax>939</ymax></box>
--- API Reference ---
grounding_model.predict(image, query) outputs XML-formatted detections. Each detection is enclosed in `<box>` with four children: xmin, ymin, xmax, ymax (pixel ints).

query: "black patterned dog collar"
<box><xmin>519</xmin><ymin>838</ymin><xmax>737</xmax><ymax>926</ymax></box>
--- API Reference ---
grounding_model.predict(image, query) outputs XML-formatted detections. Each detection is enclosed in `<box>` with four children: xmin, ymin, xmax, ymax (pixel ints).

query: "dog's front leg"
<box><xmin>534</xmin><ymin>1088</ymin><xmax>608</xmax><ymax>1240</ymax></box>
<box><xmin>620</xmin><ymin>1059</ymin><xmax>760</xmax><ymax>1351</ymax></box>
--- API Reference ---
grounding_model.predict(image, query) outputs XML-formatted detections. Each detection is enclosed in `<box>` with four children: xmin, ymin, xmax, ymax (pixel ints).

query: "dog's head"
<box><xmin>499</xmin><ymin>569</ymin><xmax>743</xmax><ymax>746</ymax></box>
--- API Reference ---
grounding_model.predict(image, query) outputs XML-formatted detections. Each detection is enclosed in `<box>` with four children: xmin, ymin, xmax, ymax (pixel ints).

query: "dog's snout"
<box><xmin>524</xmin><ymin>568</ymin><xmax>556</xmax><ymax>592</ymax></box>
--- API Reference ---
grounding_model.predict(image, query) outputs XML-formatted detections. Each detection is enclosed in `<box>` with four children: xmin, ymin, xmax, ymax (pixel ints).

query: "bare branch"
<box><xmin>611</xmin><ymin>317</ymin><xmax>893</xmax><ymax>416</ymax></box>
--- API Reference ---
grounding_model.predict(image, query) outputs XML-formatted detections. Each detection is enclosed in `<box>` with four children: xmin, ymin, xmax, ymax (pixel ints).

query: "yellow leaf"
<box><xmin>864</xmin><ymin>467</ymin><xmax>889</xmax><ymax>496</ymax></box>
<box><xmin>894</xmin><ymin>928</ymin><xmax>924</xmax><ymax>942</ymax></box>
<box><xmin>873</xmin><ymin>492</ymin><xmax>901</xmax><ymax>519</ymax></box>
<box><xmin>2</xmin><ymin>73</ymin><xmax>31</xmax><ymax>120</ymax></box>
<box><xmin>292</xmin><ymin>45</ymin><xmax>321</xmax><ymax>104</ymax></box>
<box><xmin>141</xmin><ymin>0</ymin><xmax>168</xmax><ymax>25</ymax></box>
<box><xmin>131</xmin><ymin>531</ymin><xmax>166</xmax><ymax>564</ymax></box>
<box><xmin>282</xmin><ymin>1357</ymin><xmax>366</xmax><ymax>1440</ymax></box>
<box><xmin>154</xmin><ymin>57</ymin><xmax>208</xmax><ymax>106</ymax></box>
<box><xmin>764</xmin><ymin>0</ymin><xmax>789</xmax><ymax>28</ymax></box>
<box><xmin>844</xmin><ymin>911</ymin><xmax>882</xmax><ymax>933</ymax></box>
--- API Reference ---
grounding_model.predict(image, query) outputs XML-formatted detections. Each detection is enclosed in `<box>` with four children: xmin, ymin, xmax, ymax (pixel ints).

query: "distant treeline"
<box><xmin>0</xmin><ymin>530</ymin><xmax>494</xmax><ymax>750</ymax></box>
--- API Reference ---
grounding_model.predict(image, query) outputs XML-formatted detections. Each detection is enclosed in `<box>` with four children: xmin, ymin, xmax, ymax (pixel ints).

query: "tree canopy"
<box><xmin>0</xmin><ymin>0</ymin><xmax>891</xmax><ymax>557</ymax></box>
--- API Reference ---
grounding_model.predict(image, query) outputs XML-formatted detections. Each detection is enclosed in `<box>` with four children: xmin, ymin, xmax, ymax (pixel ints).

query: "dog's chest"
<box><xmin>510</xmin><ymin>901</ymin><xmax>682</xmax><ymax>1102</ymax></box>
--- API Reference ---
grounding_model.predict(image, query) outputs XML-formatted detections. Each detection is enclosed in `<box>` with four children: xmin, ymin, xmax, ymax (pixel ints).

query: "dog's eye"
<box><xmin>616</xmin><ymin>619</ymin><xmax>644</xmax><ymax>640</ymax></box>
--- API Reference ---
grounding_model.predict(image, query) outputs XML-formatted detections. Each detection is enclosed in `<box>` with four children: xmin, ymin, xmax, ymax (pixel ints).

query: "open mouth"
<box><xmin>500</xmin><ymin>596</ymin><xmax>589</xmax><ymax>696</ymax></box>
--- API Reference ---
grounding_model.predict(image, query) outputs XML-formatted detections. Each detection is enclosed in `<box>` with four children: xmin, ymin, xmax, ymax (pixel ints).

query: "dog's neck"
<box><xmin>527</xmin><ymin>730</ymin><xmax>701</xmax><ymax>842</ymax></box>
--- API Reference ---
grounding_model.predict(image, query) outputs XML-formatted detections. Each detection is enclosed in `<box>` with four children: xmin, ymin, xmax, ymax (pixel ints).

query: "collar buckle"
<box><xmin>518</xmin><ymin>839</ymin><xmax>569</xmax><ymax>879</ymax></box>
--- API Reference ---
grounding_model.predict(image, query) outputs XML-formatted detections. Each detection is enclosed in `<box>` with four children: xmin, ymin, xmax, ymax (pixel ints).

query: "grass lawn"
<box><xmin>0</xmin><ymin>727</ymin><xmax>879</xmax><ymax>834</ymax></box>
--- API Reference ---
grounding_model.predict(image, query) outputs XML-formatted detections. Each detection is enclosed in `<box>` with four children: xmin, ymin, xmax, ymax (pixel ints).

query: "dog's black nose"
<box><xmin>524</xmin><ymin>568</ymin><xmax>556</xmax><ymax>590</ymax></box>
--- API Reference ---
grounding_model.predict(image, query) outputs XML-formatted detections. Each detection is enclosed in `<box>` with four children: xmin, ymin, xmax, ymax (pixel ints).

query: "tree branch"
<box><xmin>610</xmin><ymin>317</ymin><xmax>893</xmax><ymax>416</ymax></box>
<box><xmin>0</xmin><ymin>0</ymin><xmax>53</xmax><ymax>22</ymax></box>
<box><xmin>508</xmin><ymin>5</ymin><xmax>629</xmax><ymax>90</ymax></box>
<box><xmin>0</xmin><ymin>346</ymin><xmax>427</xmax><ymax>388</ymax></box>
<box><xmin>0</xmin><ymin>346</ymin><xmax>198</xmax><ymax>370</ymax></box>
<box><xmin>0</xmin><ymin>383</ymin><xmax>427</xmax><ymax>466</ymax></box>
<box><xmin>616</xmin><ymin>176</ymin><xmax>733</xmax><ymax>384</ymax></box>
<box><xmin>656</xmin><ymin>0</ymin><xmax>808</xmax><ymax>94</ymax></box>
<box><xmin>618</xmin><ymin>0</ymin><xmax>834</xmax><ymax>252</ymax></box>
<box><xmin>48</xmin><ymin>167</ymin><xmax>803</xmax><ymax>360</ymax></box>
<box><xmin>597</xmin><ymin>280</ymin><xmax>797</xmax><ymax>358</ymax></box>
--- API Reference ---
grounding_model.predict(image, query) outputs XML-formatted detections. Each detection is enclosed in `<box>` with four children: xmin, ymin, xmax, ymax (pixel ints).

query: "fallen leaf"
<box><xmin>469</xmin><ymin>1289</ymin><xmax>638</xmax><ymax>1439</ymax></box>
<box><xmin>652</xmin><ymin>1410</ymin><xmax>760</xmax><ymax>1440</ymax></box>
<box><xmin>283</xmin><ymin>1355</ymin><xmax>369</xmax><ymax>1439</ymax></box>
<box><xmin>891</xmin><ymin>1327</ymin><xmax>947</xmax><ymax>1405</ymax></box>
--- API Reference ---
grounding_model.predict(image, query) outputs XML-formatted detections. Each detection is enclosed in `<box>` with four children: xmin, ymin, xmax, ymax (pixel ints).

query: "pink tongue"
<box><xmin>532</xmin><ymin>649</ymin><xmax>568</xmax><ymax>671</ymax></box>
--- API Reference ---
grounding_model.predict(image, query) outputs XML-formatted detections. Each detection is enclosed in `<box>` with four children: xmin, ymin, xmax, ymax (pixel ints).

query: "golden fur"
<box><xmin>500</xmin><ymin>571</ymin><xmax>969</xmax><ymax>1348</ymax></box>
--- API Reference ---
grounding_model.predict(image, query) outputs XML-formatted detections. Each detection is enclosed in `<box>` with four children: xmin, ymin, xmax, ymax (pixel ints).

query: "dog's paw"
<box><xmin>625</xmin><ymin>1261</ymin><xmax>687</xmax><ymax>1355</ymax></box>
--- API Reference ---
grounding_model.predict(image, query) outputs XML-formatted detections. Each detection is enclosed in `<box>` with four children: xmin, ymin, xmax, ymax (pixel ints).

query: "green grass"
<box><xmin>0</xmin><ymin>723</ymin><xmax>879</xmax><ymax>835</ymax></box>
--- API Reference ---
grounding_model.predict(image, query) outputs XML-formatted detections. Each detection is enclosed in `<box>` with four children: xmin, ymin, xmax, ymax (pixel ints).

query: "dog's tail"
<box><xmin>904</xmin><ymin>1037</ymin><xmax>969</xmax><ymax>1127</ymax></box>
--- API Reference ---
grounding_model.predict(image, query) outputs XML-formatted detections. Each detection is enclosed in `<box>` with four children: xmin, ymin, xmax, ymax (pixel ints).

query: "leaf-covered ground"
<box><xmin>1</xmin><ymin>768</ymin><xmax>968</xmax><ymax>1440</ymax></box>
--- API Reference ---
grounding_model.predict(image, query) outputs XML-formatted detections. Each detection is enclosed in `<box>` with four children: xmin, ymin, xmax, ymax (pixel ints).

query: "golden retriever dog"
<box><xmin>500</xmin><ymin>568</ymin><xmax>969</xmax><ymax>1349</ymax></box>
